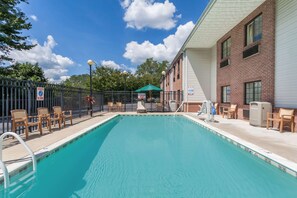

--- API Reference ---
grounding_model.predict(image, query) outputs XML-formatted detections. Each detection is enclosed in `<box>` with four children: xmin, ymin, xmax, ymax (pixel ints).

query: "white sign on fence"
<box><xmin>36</xmin><ymin>87</ymin><xmax>44</xmax><ymax>101</ymax></box>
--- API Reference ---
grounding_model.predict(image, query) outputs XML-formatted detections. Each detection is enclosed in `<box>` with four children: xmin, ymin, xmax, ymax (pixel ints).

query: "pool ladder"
<box><xmin>0</xmin><ymin>132</ymin><xmax>37</xmax><ymax>189</ymax></box>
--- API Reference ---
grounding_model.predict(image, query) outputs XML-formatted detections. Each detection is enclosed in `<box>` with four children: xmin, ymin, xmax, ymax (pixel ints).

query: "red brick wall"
<box><xmin>161</xmin><ymin>54</ymin><xmax>183</xmax><ymax>106</ymax></box>
<box><xmin>217</xmin><ymin>0</ymin><xmax>275</xmax><ymax>119</ymax></box>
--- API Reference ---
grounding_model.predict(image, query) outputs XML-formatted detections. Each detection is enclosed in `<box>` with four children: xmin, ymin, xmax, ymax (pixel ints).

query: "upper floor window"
<box><xmin>221</xmin><ymin>85</ymin><xmax>231</xmax><ymax>103</ymax></box>
<box><xmin>177</xmin><ymin>61</ymin><xmax>180</xmax><ymax>79</ymax></box>
<box><xmin>173</xmin><ymin>66</ymin><xmax>176</xmax><ymax>82</ymax></box>
<box><xmin>245</xmin><ymin>81</ymin><xmax>262</xmax><ymax>104</ymax></box>
<box><xmin>245</xmin><ymin>14</ymin><xmax>262</xmax><ymax>46</ymax></box>
<box><xmin>221</xmin><ymin>37</ymin><xmax>231</xmax><ymax>59</ymax></box>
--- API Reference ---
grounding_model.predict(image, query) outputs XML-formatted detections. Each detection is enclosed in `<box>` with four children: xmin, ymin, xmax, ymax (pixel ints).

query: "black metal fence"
<box><xmin>0</xmin><ymin>78</ymin><xmax>104</xmax><ymax>134</ymax></box>
<box><xmin>0</xmin><ymin>77</ymin><xmax>183</xmax><ymax>134</ymax></box>
<box><xmin>102</xmin><ymin>90</ymin><xmax>183</xmax><ymax>112</ymax></box>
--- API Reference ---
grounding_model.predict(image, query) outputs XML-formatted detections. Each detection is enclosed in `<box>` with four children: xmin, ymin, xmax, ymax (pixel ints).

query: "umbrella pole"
<box><xmin>150</xmin><ymin>91</ymin><xmax>152</xmax><ymax>112</ymax></box>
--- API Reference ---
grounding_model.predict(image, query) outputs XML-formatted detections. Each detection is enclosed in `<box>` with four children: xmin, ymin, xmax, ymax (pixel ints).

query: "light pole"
<box><xmin>122</xmin><ymin>70</ymin><xmax>128</xmax><ymax>112</ymax></box>
<box><xmin>162</xmin><ymin>71</ymin><xmax>166</xmax><ymax>112</ymax></box>
<box><xmin>87</xmin><ymin>59</ymin><xmax>94</xmax><ymax>117</ymax></box>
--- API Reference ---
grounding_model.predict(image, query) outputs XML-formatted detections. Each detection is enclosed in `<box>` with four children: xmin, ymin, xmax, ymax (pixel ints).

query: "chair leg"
<box><xmin>48</xmin><ymin>119</ymin><xmax>52</xmax><ymax>132</ymax></box>
<box><xmin>58</xmin><ymin>119</ymin><xmax>61</xmax><ymax>129</ymax></box>
<box><xmin>39</xmin><ymin>123</ymin><xmax>43</xmax><ymax>135</ymax></box>
<box><xmin>70</xmin><ymin>117</ymin><xmax>73</xmax><ymax>125</ymax></box>
<box><xmin>280</xmin><ymin>120</ymin><xmax>284</xmax><ymax>133</ymax></box>
<box><xmin>291</xmin><ymin>121</ymin><xmax>295</xmax><ymax>132</ymax></box>
<box><xmin>25</xmin><ymin>125</ymin><xmax>29</xmax><ymax>139</ymax></box>
<box><xmin>266</xmin><ymin>120</ymin><xmax>269</xmax><ymax>129</ymax></box>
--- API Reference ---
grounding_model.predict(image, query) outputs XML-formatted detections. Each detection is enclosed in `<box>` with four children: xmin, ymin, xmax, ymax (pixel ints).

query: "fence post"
<box><xmin>61</xmin><ymin>86</ymin><xmax>64</xmax><ymax>108</ymax></box>
<box><xmin>79</xmin><ymin>88</ymin><xmax>82</xmax><ymax>117</ymax></box>
<box><xmin>27</xmin><ymin>82</ymin><xmax>32</xmax><ymax>116</ymax></box>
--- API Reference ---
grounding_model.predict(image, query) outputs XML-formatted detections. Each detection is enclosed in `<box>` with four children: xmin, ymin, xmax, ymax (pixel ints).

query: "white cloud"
<box><xmin>123</xmin><ymin>21</ymin><xmax>195</xmax><ymax>64</ymax></box>
<box><xmin>101</xmin><ymin>60</ymin><xmax>121</xmax><ymax>70</ymax></box>
<box><xmin>121</xmin><ymin>0</ymin><xmax>178</xmax><ymax>30</ymax></box>
<box><xmin>30</xmin><ymin>15</ymin><xmax>38</xmax><ymax>21</ymax></box>
<box><xmin>101</xmin><ymin>60</ymin><xmax>136</xmax><ymax>74</ymax></box>
<box><xmin>10</xmin><ymin>35</ymin><xmax>74</xmax><ymax>83</ymax></box>
<box><xmin>120</xmin><ymin>0</ymin><xmax>131</xmax><ymax>9</ymax></box>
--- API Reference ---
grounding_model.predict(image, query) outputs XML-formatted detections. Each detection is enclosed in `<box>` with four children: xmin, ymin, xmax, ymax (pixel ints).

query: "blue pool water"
<box><xmin>1</xmin><ymin>115</ymin><xmax>297</xmax><ymax>197</ymax></box>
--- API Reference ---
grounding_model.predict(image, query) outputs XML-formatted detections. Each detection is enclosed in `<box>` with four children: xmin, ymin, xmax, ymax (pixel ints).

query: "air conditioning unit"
<box><xmin>249</xmin><ymin>102</ymin><xmax>272</xmax><ymax>127</ymax></box>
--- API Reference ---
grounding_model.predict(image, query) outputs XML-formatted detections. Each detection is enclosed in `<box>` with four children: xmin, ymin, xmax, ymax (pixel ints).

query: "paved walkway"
<box><xmin>187</xmin><ymin>113</ymin><xmax>297</xmax><ymax>163</ymax></box>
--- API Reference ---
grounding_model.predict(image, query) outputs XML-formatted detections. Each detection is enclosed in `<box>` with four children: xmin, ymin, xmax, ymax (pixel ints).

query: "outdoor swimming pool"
<box><xmin>1</xmin><ymin>115</ymin><xmax>297</xmax><ymax>197</ymax></box>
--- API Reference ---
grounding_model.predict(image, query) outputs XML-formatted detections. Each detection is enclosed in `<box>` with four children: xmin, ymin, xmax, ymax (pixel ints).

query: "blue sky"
<box><xmin>11</xmin><ymin>0</ymin><xmax>209</xmax><ymax>82</ymax></box>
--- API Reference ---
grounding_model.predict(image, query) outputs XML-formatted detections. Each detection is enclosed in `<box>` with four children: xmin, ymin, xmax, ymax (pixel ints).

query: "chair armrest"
<box><xmin>222</xmin><ymin>107</ymin><xmax>230</xmax><ymax>112</ymax></box>
<box><xmin>63</xmin><ymin>110</ymin><xmax>72</xmax><ymax>115</ymax></box>
<box><xmin>281</xmin><ymin>115</ymin><xmax>295</xmax><ymax>120</ymax></box>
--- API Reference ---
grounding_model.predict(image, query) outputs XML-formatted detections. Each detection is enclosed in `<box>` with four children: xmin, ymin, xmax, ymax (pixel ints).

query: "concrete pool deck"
<box><xmin>1</xmin><ymin>112</ymin><xmax>297</xmax><ymax>176</ymax></box>
<box><xmin>186</xmin><ymin>113</ymin><xmax>297</xmax><ymax>163</ymax></box>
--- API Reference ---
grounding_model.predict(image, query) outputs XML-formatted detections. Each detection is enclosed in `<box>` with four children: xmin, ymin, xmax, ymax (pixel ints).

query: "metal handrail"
<box><xmin>0</xmin><ymin>132</ymin><xmax>37</xmax><ymax>188</ymax></box>
<box><xmin>0</xmin><ymin>159</ymin><xmax>9</xmax><ymax>189</ymax></box>
<box><xmin>174</xmin><ymin>101</ymin><xmax>185</xmax><ymax>115</ymax></box>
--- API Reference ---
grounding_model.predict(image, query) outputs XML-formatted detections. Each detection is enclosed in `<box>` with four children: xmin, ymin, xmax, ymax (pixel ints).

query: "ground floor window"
<box><xmin>221</xmin><ymin>86</ymin><xmax>231</xmax><ymax>103</ymax></box>
<box><xmin>245</xmin><ymin>81</ymin><xmax>262</xmax><ymax>104</ymax></box>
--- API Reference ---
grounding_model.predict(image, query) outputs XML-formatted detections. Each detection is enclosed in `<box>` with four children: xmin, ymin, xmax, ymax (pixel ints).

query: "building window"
<box><xmin>221</xmin><ymin>37</ymin><xmax>231</xmax><ymax>59</ymax></box>
<box><xmin>245</xmin><ymin>14</ymin><xmax>262</xmax><ymax>46</ymax></box>
<box><xmin>177</xmin><ymin>61</ymin><xmax>180</xmax><ymax>79</ymax></box>
<box><xmin>173</xmin><ymin>66</ymin><xmax>176</xmax><ymax>82</ymax></box>
<box><xmin>221</xmin><ymin>86</ymin><xmax>231</xmax><ymax>103</ymax></box>
<box><xmin>245</xmin><ymin>81</ymin><xmax>262</xmax><ymax>104</ymax></box>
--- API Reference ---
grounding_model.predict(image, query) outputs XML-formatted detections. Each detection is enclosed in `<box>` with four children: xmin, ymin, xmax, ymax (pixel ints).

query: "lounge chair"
<box><xmin>11</xmin><ymin>109</ymin><xmax>42</xmax><ymax>139</ymax></box>
<box><xmin>266</xmin><ymin>108</ymin><xmax>295</xmax><ymax>132</ymax></box>
<box><xmin>116</xmin><ymin>102</ymin><xmax>123</xmax><ymax>112</ymax></box>
<box><xmin>137</xmin><ymin>100</ymin><xmax>147</xmax><ymax>113</ymax></box>
<box><xmin>53</xmin><ymin>106</ymin><xmax>73</xmax><ymax>127</ymax></box>
<box><xmin>222</xmin><ymin>104</ymin><xmax>238</xmax><ymax>119</ymax></box>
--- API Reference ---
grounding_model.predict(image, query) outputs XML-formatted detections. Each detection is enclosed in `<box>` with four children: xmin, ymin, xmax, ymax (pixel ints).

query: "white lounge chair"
<box><xmin>137</xmin><ymin>100</ymin><xmax>147</xmax><ymax>113</ymax></box>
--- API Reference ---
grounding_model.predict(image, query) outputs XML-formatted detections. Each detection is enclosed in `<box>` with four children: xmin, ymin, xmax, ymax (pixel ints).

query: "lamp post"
<box><xmin>87</xmin><ymin>59</ymin><xmax>94</xmax><ymax>117</ymax></box>
<box><xmin>162</xmin><ymin>71</ymin><xmax>166</xmax><ymax>112</ymax></box>
<box><xmin>122</xmin><ymin>70</ymin><xmax>128</xmax><ymax>112</ymax></box>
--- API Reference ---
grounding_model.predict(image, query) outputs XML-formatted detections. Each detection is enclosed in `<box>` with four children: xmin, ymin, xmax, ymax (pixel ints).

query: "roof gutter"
<box><xmin>168</xmin><ymin>0</ymin><xmax>217</xmax><ymax>69</ymax></box>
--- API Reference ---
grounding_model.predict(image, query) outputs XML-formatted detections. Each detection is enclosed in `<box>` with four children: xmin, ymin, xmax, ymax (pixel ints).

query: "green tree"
<box><xmin>92</xmin><ymin>66</ymin><xmax>135</xmax><ymax>91</ymax></box>
<box><xmin>0</xmin><ymin>0</ymin><xmax>35</xmax><ymax>62</ymax></box>
<box><xmin>0</xmin><ymin>62</ymin><xmax>47</xmax><ymax>82</ymax></box>
<box><xmin>135</xmin><ymin>58</ymin><xmax>168</xmax><ymax>87</ymax></box>
<box><xmin>62</xmin><ymin>74</ymin><xmax>89</xmax><ymax>89</ymax></box>
<box><xmin>62</xmin><ymin>58</ymin><xmax>168</xmax><ymax>91</ymax></box>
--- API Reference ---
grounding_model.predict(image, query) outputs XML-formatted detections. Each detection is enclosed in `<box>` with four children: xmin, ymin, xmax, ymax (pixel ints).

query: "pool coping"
<box><xmin>183</xmin><ymin>114</ymin><xmax>297</xmax><ymax>178</ymax></box>
<box><xmin>0</xmin><ymin>114</ymin><xmax>119</xmax><ymax>183</ymax></box>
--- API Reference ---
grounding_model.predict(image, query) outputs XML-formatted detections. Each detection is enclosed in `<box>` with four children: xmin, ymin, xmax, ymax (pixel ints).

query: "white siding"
<box><xmin>185</xmin><ymin>49</ymin><xmax>212</xmax><ymax>102</ymax></box>
<box><xmin>275</xmin><ymin>0</ymin><xmax>297</xmax><ymax>108</ymax></box>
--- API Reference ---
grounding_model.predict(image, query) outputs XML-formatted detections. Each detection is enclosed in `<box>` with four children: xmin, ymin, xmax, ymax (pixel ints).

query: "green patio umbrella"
<box><xmin>135</xmin><ymin>84</ymin><xmax>162</xmax><ymax>93</ymax></box>
<box><xmin>135</xmin><ymin>84</ymin><xmax>162</xmax><ymax>111</ymax></box>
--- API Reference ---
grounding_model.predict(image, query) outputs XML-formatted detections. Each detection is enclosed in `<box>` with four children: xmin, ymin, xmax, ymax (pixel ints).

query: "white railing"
<box><xmin>0</xmin><ymin>159</ymin><xmax>9</xmax><ymax>188</ymax></box>
<box><xmin>174</xmin><ymin>101</ymin><xmax>185</xmax><ymax>115</ymax></box>
<box><xmin>0</xmin><ymin>132</ymin><xmax>37</xmax><ymax>189</ymax></box>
